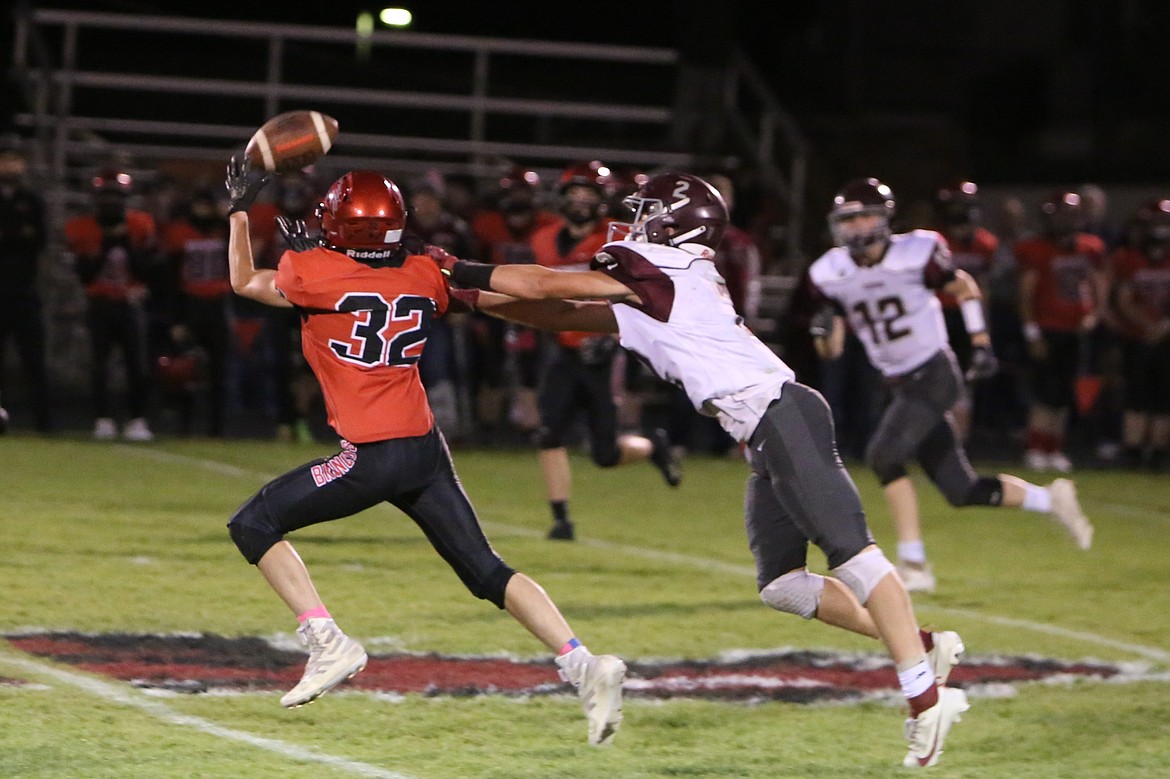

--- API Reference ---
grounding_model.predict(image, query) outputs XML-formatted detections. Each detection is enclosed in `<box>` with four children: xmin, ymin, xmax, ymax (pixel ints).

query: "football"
<box><xmin>244</xmin><ymin>110</ymin><xmax>339</xmax><ymax>173</ymax></box>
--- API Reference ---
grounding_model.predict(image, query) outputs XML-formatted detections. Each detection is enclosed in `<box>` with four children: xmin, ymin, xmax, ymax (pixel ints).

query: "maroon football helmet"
<box><xmin>317</xmin><ymin>171</ymin><xmax>407</xmax><ymax>251</ymax></box>
<box><xmin>936</xmin><ymin>179</ymin><xmax>981</xmax><ymax>227</ymax></box>
<box><xmin>614</xmin><ymin>172</ymin><xmax>728</xmax><ymax>249</ymax></box>
<box><xmin>828</xmin><ymin>177</ymin><xmax>895</xmax><ymax>254</ymax></box>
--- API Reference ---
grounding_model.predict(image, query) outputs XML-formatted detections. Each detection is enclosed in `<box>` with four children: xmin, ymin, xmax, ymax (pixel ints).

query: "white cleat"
<box><xmin>897</xmin><ymin>562</ymin><xmax>937</xmax><ymax>594</ymax></box>
<box><xmin>1024</xmin><ymin>449</ymin><xmax>1051</xmax><ymax>471</ymax></box>
<box><xmin>903</xmin><ymin>686</ymin><xmax>969</xmax><ymax>768</ymax></box>
<box><xmin>1048</xmin><ymin>451</ymin><xmax>1073</xmax><ymax>473</ymax></box>
<box><xmin>121</xmin><ymin>417</ymin><xmax>155</xmax><ymax>442</ymax></box>
<box><xmin>556</xmin><ymin>648</ymin><xmax>627</xmax><ymax>746</ymax></box>
<box><xmin>93</xmin><ymin>417</ymin><xmax>118</xmax><ymax>441</ymax></box>
<box><xmin>280</xmin><ymin>618</ymin><xmax>368</xmax><ymax>708</ymax></box>
<box><xmin>925</xmin><ymin>630</ymin><xmax>965</xmax><ymax>685</ymax></box>
<box><xmin>1048</xmin><ymin>478</ymin><xmax>1094</xmax><ymax>550</ymax></box>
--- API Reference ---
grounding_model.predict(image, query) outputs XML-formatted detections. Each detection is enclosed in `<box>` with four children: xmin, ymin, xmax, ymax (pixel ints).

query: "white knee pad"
<box><xmin>831</xmin><ymin>548</ymin><xmax>895</xmax><ymax>605</ymax></box>
<box><xmin>760</xmin><ymin>569</ymin><xmax>826</xmax><ymax>619</ymax></box>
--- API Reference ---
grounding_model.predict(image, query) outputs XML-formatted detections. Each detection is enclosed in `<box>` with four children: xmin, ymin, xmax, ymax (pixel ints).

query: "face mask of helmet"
<box><xmin>830</xmin><ymin>208</ymin><xmax>891</xmax><ymax>255</ymax></box>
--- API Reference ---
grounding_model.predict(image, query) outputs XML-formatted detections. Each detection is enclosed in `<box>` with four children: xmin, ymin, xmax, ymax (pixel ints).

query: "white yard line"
<box><xmin>0</xmin><ymin>651</ymin><xmax>416</xmax><ymax>779</ymax></box>
<box><xmin>115</xmin><ymin>445</ymin><xmax>1169</xmax><ymax>663</ymax></box>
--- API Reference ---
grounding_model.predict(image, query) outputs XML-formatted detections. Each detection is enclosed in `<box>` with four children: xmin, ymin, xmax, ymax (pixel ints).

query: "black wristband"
<box><xmin>449</xmin><ymin>260</ymin><xmax>496</xmax><ymax>290</ymax></box>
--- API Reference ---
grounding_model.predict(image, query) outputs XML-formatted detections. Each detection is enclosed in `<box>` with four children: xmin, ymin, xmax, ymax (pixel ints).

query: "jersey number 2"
<box><xmin>329</xmin><ymin>293</ymin><xmax>434</xmax><ymax>367</ymax></box>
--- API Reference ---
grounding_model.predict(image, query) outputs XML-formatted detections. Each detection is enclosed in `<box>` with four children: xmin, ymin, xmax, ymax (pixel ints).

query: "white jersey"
<box><xmin>594</xmin><ymin>240</ymin><xmax>794</xmax><ymax>442</ymax></box>
<box><xmin>808</xmin><ymin>230</ymin><xmax>954</xmax><ymax>377</ymax></box>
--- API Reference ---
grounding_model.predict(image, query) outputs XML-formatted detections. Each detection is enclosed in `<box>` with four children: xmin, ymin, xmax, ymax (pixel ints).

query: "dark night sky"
<box><xmin>9</xmin><ymin>1</ymin><xmax>1170</xmax><ymax>188</ymax></box>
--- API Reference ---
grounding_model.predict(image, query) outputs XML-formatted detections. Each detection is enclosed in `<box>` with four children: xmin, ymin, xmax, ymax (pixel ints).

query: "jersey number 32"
<box><xmin>329</xmin><ymin>292</ymin><xmax>434</xmax><ymax>367</ymax></box>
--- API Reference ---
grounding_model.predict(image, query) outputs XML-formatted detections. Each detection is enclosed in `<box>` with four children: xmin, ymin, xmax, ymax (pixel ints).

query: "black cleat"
<box><xmin>547</xmin><ymin>520</ymin><xmax>576</xmax><ymax>541</ymax></box>
<box><xmin>649</xmin><ymin>428</ymin><xmax>682</xmax><ymax>487</ymax></box>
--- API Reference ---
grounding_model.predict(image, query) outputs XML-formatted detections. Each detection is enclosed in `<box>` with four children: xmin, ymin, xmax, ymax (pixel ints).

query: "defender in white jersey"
<box><xmin>808</xmin><ymin>178</ymin><xmax>1093</xmax><ymax>593</ymax></box>
<box><xmin>437</xmin><ymin>172</ymin><xmax>970</xmax><ymax>768</ymax></box>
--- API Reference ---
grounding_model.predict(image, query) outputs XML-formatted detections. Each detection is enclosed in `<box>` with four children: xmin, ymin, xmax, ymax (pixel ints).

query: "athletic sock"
<box><xmin>897</xmin><ymin>657</ymin><xmax>938</xmax><ymax>716</ymax></box>
<box><xmin>550</xmin><ymin>501</ymin><xmax>569</xmax><ymax>525</ymax></box>
<box><xmin>558</xmin><ymin>637</ymin><xmax>583</xmax><ymax>656</ymax></box>
<box><xmin>1021</xmin><ymin>483</ymin><xmax>1053</xmax><ymax>513</ymax></box>
<box><xmin>897</xmin><ymin>540</ymin><xmax>927</xmax><ymax>566</ymax></box>
<box><xmin>296</xmin><ymin>605</ymin><xmax>331</xmax><ymax>623</ymax></box>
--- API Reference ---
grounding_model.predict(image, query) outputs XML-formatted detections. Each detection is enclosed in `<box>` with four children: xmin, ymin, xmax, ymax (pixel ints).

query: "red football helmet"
<box><xmin>92</xmin><ymin>167</ymin><xmax>133</xmax><ymax>195</ymax></box>
<box><xmin>1038</xmin><ymin>190</ymin><xmax>1083</xmax><ymax>240</ymax></box>
<box><xmin>615</xmin><ymin>172</ymin><xmax>728</xmax><ymax>249</ymax></box>
<box><xmin>558</xmin><ymin>160</ymin><xmax>614</xmax><ymax>194</ymax></box>
<box><xmin>499</xmin><ymin>165</ymin><xmax>542</xmax><ymax>192</ymax></box>
<box><xmin>317</xmin><ymin>171</ymin><xmax>407</xmax><ymax>251</ymax></box>
<box><xmin>828</xmin><ymin>177</ymin><xmax>896</xmax><ymax>254</ymax></box>
<box><xmin>935</xmin><ymin>179</ymin><xmax>981</xmax><ymax>227</ymax></box>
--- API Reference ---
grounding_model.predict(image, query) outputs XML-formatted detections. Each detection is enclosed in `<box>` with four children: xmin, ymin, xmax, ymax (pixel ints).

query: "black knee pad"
<box><xmin>533</xmin><ymin>426</ymin><xmax>562</xmax><ymax>450</ymax></box>
<box><xmin>866</xmin><ymin>445</ymin><xmax>908</xmax><ymax>486</ymax></box>
<box><xmin>590</xmin><ymin>441</ymin><xmax>621</xmax><ymax>468</ymax></box>
<box><xmin>467</xmin><ymin>565</ymin><xmax>516</xmax><ymax>609</ymax></box>
<box><xmin>960</xmin><ymin>476</ymin><xmax>1004</xmax><ymax>507</ymax></box>
<box><xmin>227</xmin><ymin>493</ymin><xmax>284</xmax><ymax>564</ymax></box>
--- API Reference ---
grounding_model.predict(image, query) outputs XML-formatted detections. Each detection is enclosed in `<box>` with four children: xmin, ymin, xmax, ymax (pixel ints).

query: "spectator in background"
<box><xmin>442</xmin><ymin>172</ymin><xmax>482</xmax><ymax>226</ymax></box>
<box><xmin>1080</xmin><ymin>184</ymin><xmax>1124</xmax><ymax>250</ymax></box>
<box><xmin>528</xmin><ymin>160</ymin><xmax>680</xmax><ymax>541</ymax></box>
<box><xmin>0</xmin><ymin>140</ymin><xmax>53</xmax><ymax>433</ymax></box>
<box><xmin>1110</xmin><ymin>198</ymin><xmax>1170</xmax><ymax>470</ymax></box>
<box><xmin>406</xmin><ymin>174</ymin><xmax>477</xmax><ymax>439</ymax></box>
<box><xmin>64</xmin><ymin>167</ymin><xmax>159</xmax><ymax>442</ymax></box>
<box><xmin>249</xmin><ymin>169</ymin><xmax>323</xmax><ymax>442</ymax></box>
<box><xmin>160</xmin><ymin>188</ymin><xmax>232</xmax><ymax>436</ymax></box>
<box><xmin>933</xmin><ymin>181</ymin><xmax>998</xmax><ymax>441</ymax></box>
<box><xmin>469</xmin><ymin>165</ymin><xmax>557</xmax><ymax>439</ymax></box>
<box><xmin>1015</xmin><ymin>191</ymin><xmax>1108</xmax><ymax>472</ymax></box>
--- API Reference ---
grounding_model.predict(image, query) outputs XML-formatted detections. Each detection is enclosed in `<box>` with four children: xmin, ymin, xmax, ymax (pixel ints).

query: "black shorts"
<box><xmin>1123</xmin><ymin>337</ymin><xmax>1170</xmax><ymax>414</ymax></box>
<box><xmin>536</xmin><ymin>343</ymin><xmax>619</xmax><ymax>461</ymax></box>
<box><xmin>1029</xmin><ymin>329</ymin><xmax>1080</xmax><ymax>409</ymax></box>
<box><xmin>232</xmin><ymin>428</ymin><xmax>515</xmax><ymax>607</ymax></box>
<box><xmin>745</xmin><ymin>382</ymin><xmax>875</xmax><ymax>588</ymax></box>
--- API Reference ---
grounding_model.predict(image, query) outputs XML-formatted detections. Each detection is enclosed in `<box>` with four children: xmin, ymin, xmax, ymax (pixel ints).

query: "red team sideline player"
<box><xmin>223</xmin><ymin>157</ymin><xmax>626</xmax><ymax>746</ymax></box>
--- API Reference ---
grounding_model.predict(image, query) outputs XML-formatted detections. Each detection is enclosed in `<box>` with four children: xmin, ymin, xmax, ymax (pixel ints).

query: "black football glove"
<box><xmin>225</xmin><ymin>155</ymin><xmax>272</xmax><ymax>214</ymax></box>
<box><xmin>808</xmin><ymin>306</ymin><xmax>837</xmax><ymax>339</ymax></box>
<box><xmin>965</xmin><ymin>343</ymin><xmax>999</xmax><ymax>381</ymax></box>
<box><xmin>275</xmin><ymin>215</ymin><xmax>319</xmax><ymax>252</ymax></box>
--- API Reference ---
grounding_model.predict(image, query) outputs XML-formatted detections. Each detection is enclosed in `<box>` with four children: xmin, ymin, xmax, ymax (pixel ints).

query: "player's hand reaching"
<box><xmin>965</xmin><ymin>343</ymin><xmax>999</xmax><ymax>381</ymax></box>
<box><xmin>426</xmin><ymin>244</ymin><xmax>459</xmax><ymax>276</ymax></box>
<box><xmin>276</xmin><ymin>216</ymin><xmax>318</xmax><ymax>252</ymax></box>
<box><xmin>225</xmin><ymin>155</ymin><xmax>272</xmax><ymax>214</ymax></box>
<box><xmin>447</xmin><ymin>286</ymin><xmax>481</xmax><ymax>311</ymax></box>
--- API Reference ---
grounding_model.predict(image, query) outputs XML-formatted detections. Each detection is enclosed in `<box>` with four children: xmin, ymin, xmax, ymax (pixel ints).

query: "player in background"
<box><xmin>1110</xmin><ymin>198</ymin><xmax>1170</xmax><ymax>470</ymax></box>
<box><xmin>528</xmin><ymin>160</ymin><xmax>680</xmax><ymax>541</ymax></box>
<box><xmin>223</xmin><ymin>158</ymin><xmax>626</xmax><ymax>746</ymax></box>
<box><xmin>469</xmin><ymin>166</ymin><xmax>558</xmax><ymax>439</ymax></box>
<box><xmin>436</xmin><ymin>171</ymin><xmax>970</xmax><ymax>768</ymax></box>
<box><xmin>64</xmin><ymin>167</ymin><xmax>159</xmax><ymax>442</ymax></box>
<box><xmin>933</xmin><ymin>181</ymin><xmax>998</xmax><ymax>442</ymax></box>
<box><xmin>1015</xmin><ymin>191</ymin><xmax>1109</xmax><ymax>472</ymax></box>
<box><xmin>806</xmin><ymin>178</ymin><xmax>1092</xmax><ymax>593</ymax></box>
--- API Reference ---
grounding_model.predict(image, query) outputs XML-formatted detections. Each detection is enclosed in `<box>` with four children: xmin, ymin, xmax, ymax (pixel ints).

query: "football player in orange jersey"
<box><xmin>64</xmin><ymin>167</ymin><xmax>159</xmax><ymax>442</ymax></box>
<box><xmin>528</xmin><ymin>161</ymin><xmax>681</xmax><ymax>541</ymax></box>
<box><xmin>222</xmin><ymin>158</ymin><xmax>626</xmax><ymax>746</ymax></box>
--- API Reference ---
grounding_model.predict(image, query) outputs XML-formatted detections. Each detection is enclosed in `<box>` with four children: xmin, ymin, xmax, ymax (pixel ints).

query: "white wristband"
<box><xmin>960</xmin><ymin>298</ymin><xmax>986</xmax><ymax>334</ymax></box>
<box><xmin>1023</xmin><ymin>321</ymin><xmax>1042</xmax><ymax>342</ymax></box>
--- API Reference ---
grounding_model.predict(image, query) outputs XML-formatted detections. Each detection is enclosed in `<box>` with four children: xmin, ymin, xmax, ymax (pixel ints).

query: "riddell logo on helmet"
<box><xmin>345</xmin><ymin>248</ymin><xmax>394</xmax><ymax>260</ymax></box>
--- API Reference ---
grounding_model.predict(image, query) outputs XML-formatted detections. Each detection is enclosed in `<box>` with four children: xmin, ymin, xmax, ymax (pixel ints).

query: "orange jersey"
<box><xmin>472</xmin><ymin>209</ymin><xmax>559</xmax><ymax>264</ymax></box>
<box><xmin>64</xmin><ymin>210</ymin><xmax>156</xmax><ymax>300</ymax></box>
<box><xmin>530</xmin><ymin>218</ymin><xmax>613</xmax><ymax>349</ymax></box>
<box><xmin>275</xmin><ymin>247</ymin><xmax>450</xmax><ymax>443</ymax></box>
<box><xmin>162</xmin><ymin>221</ymin><xmax>230</xmax><ymax>298</ymax></box>
<box><xmin>1111</xmin><ymin>246</ymin><xmax>1170</xmax><ymax>336</ymax></box>
<box><xmin>937</xmin><ymin>227</ymin><xmax>998</xmax><ymax>309</ymax></box>
<box><xmin>1015</xmin><ymin>233</ymin><xmax>1105</xmax><ymax>332</ymax></box>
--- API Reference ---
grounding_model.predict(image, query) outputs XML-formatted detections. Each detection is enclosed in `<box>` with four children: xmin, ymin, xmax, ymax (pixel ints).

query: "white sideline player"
<box><xmin>806</xmin><ymin>178</ymin><xmax>1093</xmax><ymax>593</ymax></box>
<box><xmin>432</xmin><ymin>172</ymin><xmax>968</xmax><ymax>768</ymax></box>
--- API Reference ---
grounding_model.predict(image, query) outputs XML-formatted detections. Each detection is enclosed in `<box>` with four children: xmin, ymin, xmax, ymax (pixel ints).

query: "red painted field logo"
<box><xmin>4</xmin><ymin>632</ymin><xmax>1127</xmax><ymax>702</ymax></box>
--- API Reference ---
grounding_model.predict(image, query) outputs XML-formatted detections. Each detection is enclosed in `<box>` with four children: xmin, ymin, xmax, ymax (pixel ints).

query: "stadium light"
<box><xmin>379</xmin><ymin>8</ymin><xmax>413</xmax><ymax>28</ymax></box>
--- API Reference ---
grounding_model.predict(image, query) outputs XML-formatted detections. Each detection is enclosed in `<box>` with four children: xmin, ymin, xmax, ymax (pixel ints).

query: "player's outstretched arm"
<box><xmin>458</xmin><ymin>288</ymin><xmax>618</xmax><ymax>333</ymax></box>
<box><xmin>437</xmin><ymin>255</ymin><xmax>639</xmax><ymax>304</ymax></box>
<box><xmin>228</xmin><ymin>212</ymin><xmax>291</xmax><ymax>308</ymax></box>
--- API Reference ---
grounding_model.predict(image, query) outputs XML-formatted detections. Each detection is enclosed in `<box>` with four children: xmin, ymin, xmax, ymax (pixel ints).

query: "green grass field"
<box><xmin>1</xmin><ymin>434</ymin><xmax>1167</xmax><ymax>778</ymax></box>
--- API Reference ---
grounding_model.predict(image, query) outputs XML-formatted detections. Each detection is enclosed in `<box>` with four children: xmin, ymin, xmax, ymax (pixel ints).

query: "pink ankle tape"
<box><xmin>296</xmin><ymin>606</ymin><xmax>331</xmax><ymax>623</ymax></box>
<box><xmin>558</xmin><ymin>638</ymin><xmax>582</xmax><ymax>656</ymax></box>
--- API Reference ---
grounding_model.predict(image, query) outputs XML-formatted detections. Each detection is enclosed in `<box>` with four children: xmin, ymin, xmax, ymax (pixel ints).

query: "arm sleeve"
<box><xmin>922</xmin><ymin>238</ymin><xmax>957</xmax><ymax>290</ymax></box>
